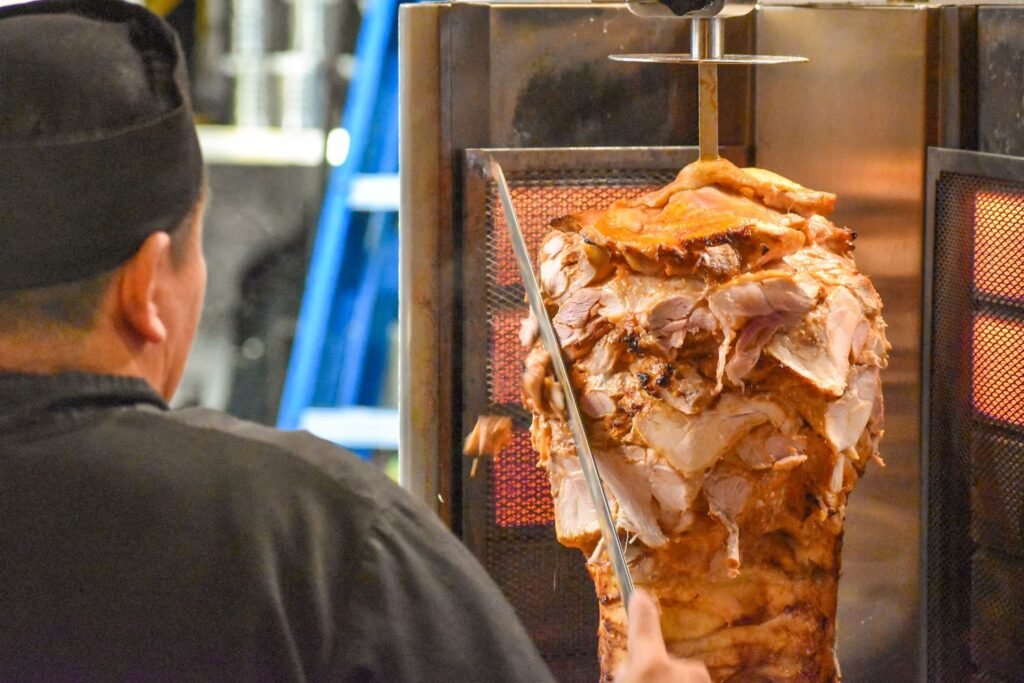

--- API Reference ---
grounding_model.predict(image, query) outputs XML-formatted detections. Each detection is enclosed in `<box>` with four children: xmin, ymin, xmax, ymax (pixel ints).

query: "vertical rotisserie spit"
<box><xmin>521</xmin><ymin>157</ymin><xmax>888</xmax><ymax>681</ymax></box>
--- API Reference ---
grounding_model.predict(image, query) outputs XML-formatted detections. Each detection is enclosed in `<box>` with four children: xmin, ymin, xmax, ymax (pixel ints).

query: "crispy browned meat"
<box><xmin>522</xmin><ymin>157</ymin><xmax>888</xmax><ymax>682</ymax></box>
<box><xmin>463</xmin><ymin>415</ymin><xmax>513</xmax><ymax>458</ymax></box>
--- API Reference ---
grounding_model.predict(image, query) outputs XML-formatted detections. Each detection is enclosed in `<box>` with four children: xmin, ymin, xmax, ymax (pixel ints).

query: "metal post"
<box><xmin>231</xmin><ymin>0</ymin><xmax>269</xmax><ymax>127</ymax></box>
<box><xmin>280</xmin><ymin>0</ymin><xmax>329</xmax><ymax>130</ymax></box>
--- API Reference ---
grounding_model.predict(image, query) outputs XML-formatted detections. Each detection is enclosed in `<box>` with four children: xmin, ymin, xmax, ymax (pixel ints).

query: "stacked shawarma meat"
<box><xmin>521</xmin><ymin>158</ymin><xmax>888</xmax><ymax>682</ymax></box>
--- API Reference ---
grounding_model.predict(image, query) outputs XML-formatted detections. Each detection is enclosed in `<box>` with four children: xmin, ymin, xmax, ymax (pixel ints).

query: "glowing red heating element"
<box><xmin>972</xmin><ymin>314</ymin><xmax>1024</xmax><ymax>427</ymax></box>
<box><xmin>491</xmin><ymin>427</ymin><xmax>554</xmax><ymax>527</ymax></box>
<box><xmin>971</xmin><ymin>190</ymin><xmax>1024</xmax><ymax>426</ymax></box>
<box><xmin>975</xmin><ymin>190</ymin><xmax>1024</xmax><ymax>300</ymax></box>
<box><xmin>488</xmin><ymin>307</ymin><xmax>525</xmax><ymax>405</ymax></box>
<box><xmin>491</xmin><ymin>193</ymin><xmax>541</xmax><ymax>289</ymax></box>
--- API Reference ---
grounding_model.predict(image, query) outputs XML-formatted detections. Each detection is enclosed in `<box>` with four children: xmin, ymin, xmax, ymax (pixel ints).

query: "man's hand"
<box><xmin>614</xmin><ymin>590</ymin><xmax>712</xmax><ymax>683</ymax></box>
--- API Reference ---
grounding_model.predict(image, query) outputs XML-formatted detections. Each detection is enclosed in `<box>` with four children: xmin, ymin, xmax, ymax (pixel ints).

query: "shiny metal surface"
<box><xmin>609</xmin><ymin>53</ymin><xmax>806</xmax><ymax>64</ymax></box>
<box><xmin>690</xmin><ymin>0</ymin><xmax>753</xmax><ymax>19</ymax></box>
<box><xmin>609</xmin><ymin>11</ymin><xmax>803</xmax><ymax>147</ymax></box>
<box><xmin>690</xmin><ymin>15</ymin><xmax>723</xmax><ymax>58</ymax></box>
<box><xmin>469</xmin><ymin>146</ymin><xmax>747</xmax><ymax>173</ymax></box>
<box><xmin>707</xmin><ymin>14</ymin><xmax>724</xmax><ymax>55</ymax></box>
<box><xmin>978</xmin><ymin>7</ymin><xmax>1024</xmax><ymax>157</ymax></box>
<box><xmin>478</xmin><ymin>4</ymin><xmax>754</xmax><ymax>149</ymax></box>
<box><xmin>614</xmin><ymin>0</ymin><xmax>754</xmax><ymax>20</ymax></box>
<box><xmin>398</xmin><ymin>6</ymin><xmax>450</xmax><ymax>517</ymax></box>
<box><xmin>757</xmin><ymin>7</ymin><xmax>940</xmax><ymax>682</ymax></box>
<box><xmin>490</xmin><ymin>159</ymin><xmax>637</xmax><ymax>614</ymax></box>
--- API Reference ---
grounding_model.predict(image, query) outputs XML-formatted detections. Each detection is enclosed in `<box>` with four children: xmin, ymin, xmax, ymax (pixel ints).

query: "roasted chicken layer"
<box><xmin>521</xmin><ymin>158</ymin><xmax>888</xmax><ymax>682</ymax></box>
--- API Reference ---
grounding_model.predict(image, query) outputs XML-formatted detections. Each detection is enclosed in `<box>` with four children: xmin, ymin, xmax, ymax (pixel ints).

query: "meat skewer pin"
<box><xmin>608</xmin><ymin>0</ymin><xmax>806</xmax><ymax>161</ymax></box>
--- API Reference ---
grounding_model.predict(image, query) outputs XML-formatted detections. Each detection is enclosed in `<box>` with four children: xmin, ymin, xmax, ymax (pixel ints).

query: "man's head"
<box><xmin>0</xmin><ymin>0</ymin><xmax>206</xmax><ymax>399</ymax></box>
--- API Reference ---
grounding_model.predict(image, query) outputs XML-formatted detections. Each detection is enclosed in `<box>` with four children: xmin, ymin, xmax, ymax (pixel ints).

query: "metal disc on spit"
<box><xmin>609</xmin><ymin>53</ymin><xmax>808</xmax><ymax>65</ymax></box>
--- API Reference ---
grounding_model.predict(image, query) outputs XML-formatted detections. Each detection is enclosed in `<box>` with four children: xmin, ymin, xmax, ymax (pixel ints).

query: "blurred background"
<box><xmin>133</xmin><ymin>0</ymin><xmax>402</xmax><ymax>477</ymax></box>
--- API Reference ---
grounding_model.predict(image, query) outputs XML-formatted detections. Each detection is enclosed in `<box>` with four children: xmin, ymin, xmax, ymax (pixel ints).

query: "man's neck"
<box><xmin>0</xmin><ymin>328</ymin><xmax>153</xmax><ymax>387</ymax></box>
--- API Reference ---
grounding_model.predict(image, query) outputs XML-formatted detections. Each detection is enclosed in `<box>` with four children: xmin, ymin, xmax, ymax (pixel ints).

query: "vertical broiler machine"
<box><xmin>399</xmin><ymin>1</ymin><xmax>1023</xmax><ymax>681</ymax></box>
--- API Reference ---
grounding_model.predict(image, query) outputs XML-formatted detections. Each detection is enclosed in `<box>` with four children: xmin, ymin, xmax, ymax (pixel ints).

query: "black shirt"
<box><xmin>0</xmin><ymin>372</ymin><xmax>555</xmax><ymax>683</ymax></box>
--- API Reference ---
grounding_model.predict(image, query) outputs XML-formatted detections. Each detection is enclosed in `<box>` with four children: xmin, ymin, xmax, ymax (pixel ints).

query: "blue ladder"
<box><xmin>277</xmin><ymin>0</ymin><xmax>402</xmax><ymax>455</ymax></box>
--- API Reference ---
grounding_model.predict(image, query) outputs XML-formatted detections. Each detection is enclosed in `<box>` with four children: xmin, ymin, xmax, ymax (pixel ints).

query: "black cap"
<box><xmin>0</xmin><ymin>0</ymin><xmax>204</xmax><ymax>291</ymax></box>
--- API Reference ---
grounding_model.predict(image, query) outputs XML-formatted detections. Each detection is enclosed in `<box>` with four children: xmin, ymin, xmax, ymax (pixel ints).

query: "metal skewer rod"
<box><xmin>489</xmin><ymin>160</ymin><xmax>636</xmax><ymax>615</ymax></box>
<box><xmin>693</xmin><ymin>17</ymin><xmax>723</xmax><ymax>160</ymax></box>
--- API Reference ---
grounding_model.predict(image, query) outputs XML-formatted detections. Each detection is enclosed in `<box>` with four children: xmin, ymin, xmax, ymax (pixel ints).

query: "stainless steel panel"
<box><xmin>449</xmin><ymin>3</ymin><xmax>753</xmax><ymax>149</ymax></box>
<box><xmin>399</xmin><ymin>5</ymin><xmax>451</xmax><ymax>519</ymax></box>
<box><xmin>979</xmin><ymin>7</ymin><xmax>1024</xmax><ymax>157</ymax></box>
<box><xmin>938</xmin><ymin>6</ymin><xmax>977</xmax><ymax>151</ymax></box>
<box><xmin>757</xmin><ymin>7</ymin><xmax>936</xmax><ymax>681</ymax></box>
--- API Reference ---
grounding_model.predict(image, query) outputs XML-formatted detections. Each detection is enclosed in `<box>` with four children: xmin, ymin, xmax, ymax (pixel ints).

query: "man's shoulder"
<box><xmin>108</xmin><ymin>405</ymin><xmax>404</xmax><ymax>521</ymax></box>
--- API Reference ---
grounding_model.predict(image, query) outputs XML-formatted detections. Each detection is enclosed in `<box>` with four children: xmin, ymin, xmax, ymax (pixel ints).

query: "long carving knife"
<box><xmin>490</xmin><ymin>160</ymin><xmax>636</xmax><ymax>615</ymax></box>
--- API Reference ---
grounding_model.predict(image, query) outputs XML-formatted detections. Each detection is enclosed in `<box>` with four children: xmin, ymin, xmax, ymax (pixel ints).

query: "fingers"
<box><xmin>615</xmin><ymin>654</ymin><xmax>711</xmax><ymax>683</ymax></box>
<box><xmin>619</xmin><ymin>590</ymin><xmax>712</xmax><ymax>683</ymax></box>
<box><xmin>627</xmin><ymin>589</ymin><xmax>666</xmax><ymax>657</ymax></box>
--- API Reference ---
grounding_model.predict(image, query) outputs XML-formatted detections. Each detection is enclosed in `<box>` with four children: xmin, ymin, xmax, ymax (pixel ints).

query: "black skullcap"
<box><xmin>0</xmin><ymin>0</ymin><xmax>204</xmax><ymax>291</ymax></box>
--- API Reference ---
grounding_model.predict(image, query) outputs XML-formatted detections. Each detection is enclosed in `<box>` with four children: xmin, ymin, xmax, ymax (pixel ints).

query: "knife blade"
<box><xmin>490</xmin><ymin>159</ymin><xmax>636</xmax><ymax>615</ymax></box>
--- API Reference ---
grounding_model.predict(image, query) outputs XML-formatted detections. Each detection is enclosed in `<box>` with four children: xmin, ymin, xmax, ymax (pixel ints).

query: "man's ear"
<box><xmin>117</xmin><ymin>231</ymin><xmax>173</xmax><ymax>344</ymax></box>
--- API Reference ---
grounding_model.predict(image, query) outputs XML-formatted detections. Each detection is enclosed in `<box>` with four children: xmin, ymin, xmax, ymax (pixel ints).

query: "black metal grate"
<box><xmin>928</xmin><ymin>169</ymin><xmax>1024</xmax><ymax>682</ymax></box>
<box><xmin>474</xmin><ymin>171</ymin><xmax>676</xmax><ymax>682</ymax></box>
<box><xmin>970</xmin><ymin>549</ymin><xmax>1024</xmax><ymax>681</ymax></box>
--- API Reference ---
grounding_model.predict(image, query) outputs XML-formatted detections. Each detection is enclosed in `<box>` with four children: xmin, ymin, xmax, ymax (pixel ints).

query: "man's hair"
<box><xmin>0</xmin><ymin>205</ymin><xmax>200</xmax><ymax>333</ymax></box>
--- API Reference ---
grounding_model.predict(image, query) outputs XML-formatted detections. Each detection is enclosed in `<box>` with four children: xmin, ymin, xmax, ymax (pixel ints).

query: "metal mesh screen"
<box><xmin>473</xmin><ymin>171</ymin><xmax>675</xmax><ymax>682</ymax></box>
<box><xmin>927</xmin><ymin>171</ymin><xmax>1024</xmax><ymax>682</ymax></box>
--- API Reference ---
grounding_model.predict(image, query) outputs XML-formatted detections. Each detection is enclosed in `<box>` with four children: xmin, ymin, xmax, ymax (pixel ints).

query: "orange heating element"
<box><xmin>491</xmin><ymin>427</ymin><xmax>554</xmax><ymax>527</ymax></box>
<box><xmin>975</xmin><ymin>190</ymin><xmax>1024</xmax><ymax>300</ymax></box>
<box><xmin>488</xmin><ymin>307</ymin><xmax>525</xmax><ymax>405</ymax></box>
<box><xmin>972</xmin><ymin>314</ymin><xmax>1024</xmax><ymax>426</ymax></box>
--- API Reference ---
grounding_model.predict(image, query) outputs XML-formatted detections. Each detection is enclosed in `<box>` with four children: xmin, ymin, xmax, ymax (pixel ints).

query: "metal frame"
<box><xmin>398</xmin><ymin>4</ymin><xmax>444</xmax><ymax>509</ymax></box>
<box><xmin>465</xmin><ymin>146</ymin><xmax>746</xmax><ymax>175</ymax></box>
<box><xmin>920</xmin><ymin>146</ymin><xmax>1024</xmax><ymax>681</ymax></box>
